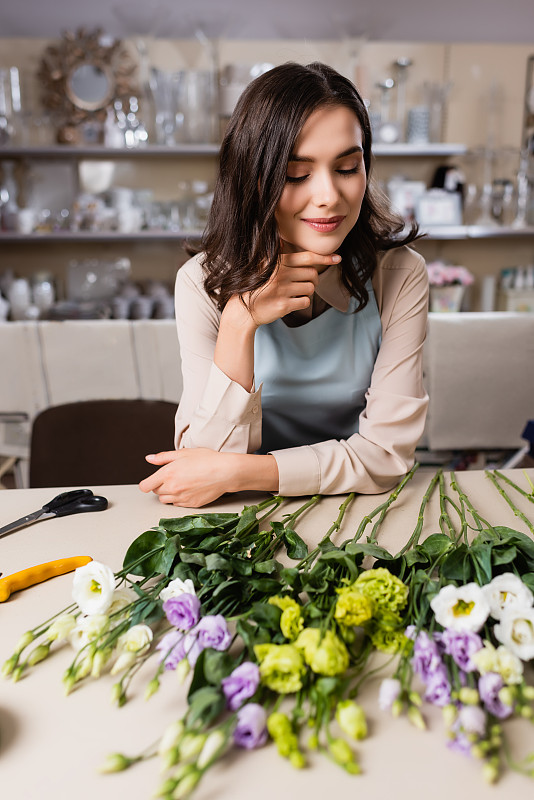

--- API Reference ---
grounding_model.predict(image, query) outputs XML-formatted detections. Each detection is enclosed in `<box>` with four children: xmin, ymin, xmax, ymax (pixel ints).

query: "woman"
<box><xmin>140</xmin><ymin>61</ymin><xmax>429</xmax><ymax>507</ymax></box>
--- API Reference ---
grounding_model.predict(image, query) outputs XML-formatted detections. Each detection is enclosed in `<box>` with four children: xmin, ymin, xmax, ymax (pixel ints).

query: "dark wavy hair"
<box><xmin>196</xmin><ymin>61</ymin><xmax>420</xmax><ymax>311</ymax></box>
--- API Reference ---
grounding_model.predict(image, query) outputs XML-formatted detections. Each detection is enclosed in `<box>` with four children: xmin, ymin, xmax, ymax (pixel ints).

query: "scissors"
<box><xmin>0</xmin><ymin>489</ymin><xmax>108</xmax><ymax>540</ymax></box>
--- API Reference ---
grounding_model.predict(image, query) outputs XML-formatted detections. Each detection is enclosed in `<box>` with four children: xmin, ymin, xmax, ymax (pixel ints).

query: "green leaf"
<box><xmin>129</xmin><ymin>598</ymin><xmax>164</xmax><ymax>626</ymax></box>
<box><xmin>205</xmin><ymin>553</ymin><xmax>232</xmax><ymax>573</ymax></box>
<box><xmin>282</xmin><ymin>528</ymin><xmax>308</xmax><ymax>559</ymax></box>
<box><xmin>203</xmin><ymin>649</ymin><xmax>236</xmax><ymax>685</ymax></box>
<box><xmin>254</xmin><ymin>559</ymin><xmax>278</xmax><ymax>574</ymax></box>
<box><xmin>233</xmin><ymin>558</ymin><xmax>254</xmax><ymax>577</ymax></box>
<box><xmin>235</xmin><ymin>507</ymin><xmax>259</xmax><ymax>536</ymax></box>
<box><xmin>122</xmin><ymin>529</ymin><xmax>167</xmax><ymax>576</ymax></box>
<box><xmin>314</xmin><ymin>677</ymin><xmax>340</xmax><ymax>697</ymax></box>
<box><xmin>180</xmin><ymin>551</ymin><xmax>207</xmax><ymax>567</ymax></box>
<box><xmin>250</xmin><ymin>602</ymin><xmax>282</xmax><ymax>629</ymax></box>
<box><xmin>469</xmin><ymin>544</ymin><xmax>493</xmax><ymax>585</ymax></box>
<box><xmin>420</xmin><ymin>534</ymin><xmax>454</xmax><ymax>559</ymax></box>
<box><xmin>493</xmin><ymin>527</ymin><xmax>534</xmax><ymax>559</ymax></box>
<box><xmin>441</xmin><ymin>546</ymin><xmax>472</xmax><ymax>582</ymax></box>
<box><xmin>345</xmin><ymin>542</ymin><xmax>393</xmax><ymax>560</ymax></box>
<box><xmin>212</xmin><ymin>578</ymin><xmax>241</xmax><ymax>599</ymax></box>
<box><xmin>404</xmin><ymin>548</ymin><xmax>428</xmax><ymax>567</ymax></box>
<box><xmin>248</xmin><ymin>578</ymin><xmax>282</xmax><ymax>594</ymax></box>
<box><xmin>521</xmin><ymin>573</ymin><xmax>534</xmax><ymax>592</ymax></box>
<box><xmin>187</xmin><ymin>685</ymin><xmax>225</xmax><ymax>726</ymax></box>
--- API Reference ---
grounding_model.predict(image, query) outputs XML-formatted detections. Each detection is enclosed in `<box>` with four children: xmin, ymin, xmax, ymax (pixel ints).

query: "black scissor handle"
<box><xmin>42</xmin><ymin>489</ymin><xmax>94</xmax><ymax>513</ymax></box>
<box><xmin>52</xmin><ymin>494</ymin><xmax>108</xmax><ymax>517</ymax></box>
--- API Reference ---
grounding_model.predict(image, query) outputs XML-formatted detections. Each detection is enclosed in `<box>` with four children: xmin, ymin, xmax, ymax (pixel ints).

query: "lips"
<box><xmin>301</xmin><ymin>216</ymin><xmax>345</xmax><ymax>232</ymax></box>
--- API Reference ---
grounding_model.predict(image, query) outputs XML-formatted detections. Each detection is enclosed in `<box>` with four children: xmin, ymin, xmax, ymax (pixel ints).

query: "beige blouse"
<box><xmin>174</xmin><ymin>246</ymin><xmax>429</xmax><ymax>496</ymax></box>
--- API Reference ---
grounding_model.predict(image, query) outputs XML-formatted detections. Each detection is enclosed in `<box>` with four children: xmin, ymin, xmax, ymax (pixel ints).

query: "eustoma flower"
<box><xmin>233</xmin><ymin>703</ymin><xmax>268</xmax><ymax>749</ymax></box>
<box><xmin>494</xmin><ymin>607</ymin><xmax>534</xmax><ymax>661</ymax></box>
<box><xmin>482</xmin><ymin>573</ymin><xmax>534</xmax><ymax>620</ymax></box>
<box><xmin>72</xmin><ymin>560</ymin><xmax>116</xmax><ymax>615</ymax></box>
<box><xmin>221</xmin><ymin>662</ymin><xmax>260</xmax><ymax>711</ymax></box>
<box><xmin>163</xmin><ymin>594</ymin><xmax>201</xmax><ymax>632</ymax></box>
<box><xmin>430</xmin><ymin>583</ymin><xmax>490</xmax><ymax>632</ymax></box>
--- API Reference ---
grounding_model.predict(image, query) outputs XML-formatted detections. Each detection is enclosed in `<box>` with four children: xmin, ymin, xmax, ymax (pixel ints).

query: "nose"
<box><xmin>311</xmin><ymin>169</ymin><xmax>340</xmax><ymax>208</ymax></box>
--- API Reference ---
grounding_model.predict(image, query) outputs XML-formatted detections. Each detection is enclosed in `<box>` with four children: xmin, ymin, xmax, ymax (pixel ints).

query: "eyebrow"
<box><xmin>288</xmin><ymin>145</ymin><xmax>363</xmax><ymax>163</ymax></box>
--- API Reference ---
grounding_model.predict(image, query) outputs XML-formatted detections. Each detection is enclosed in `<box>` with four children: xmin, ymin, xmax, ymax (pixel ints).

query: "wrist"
<box><xmin>227</xmin><ymin>453</ymin><xmax>279</xmax><ymax>493</ymax></box>
<box><xmin>221</xmin><ymin>295</ymin><xmax>258</xmax><ymax>335</ymax></box>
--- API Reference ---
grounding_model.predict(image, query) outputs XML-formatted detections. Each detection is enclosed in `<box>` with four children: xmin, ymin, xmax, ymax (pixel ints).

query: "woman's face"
<box><xmin>275</xmin><ymin>104</ymin><xmax>367</xmax><ymax>258</ymax></box>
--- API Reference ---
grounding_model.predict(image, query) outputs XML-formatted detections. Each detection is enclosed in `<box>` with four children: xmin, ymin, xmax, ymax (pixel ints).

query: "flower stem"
<box><xmin>491</xmin><ymin>469</ymin><xmax>534</xmax><ymax>505</ymax></box>
<box><xmin>352</xmin><ymin>463</ymin><xmax>420</xmax><ymax>545</ymax></box>
<box><xmin>296</xmin><ymin>493</ymin><xmax>356</xmax><ymax>571</ymax></box>
<box><xmin>450</xmin><ymin>470</ymin><xmax>497</xmax><ymax>539</ymax></box>
<box><xmin>397</xmin><ymin>469</ymin><xmax>440</xmax><ymax>556</ymax></box>
<box><xmin>485</xmin><ymin>470</ymin><xmax>534</xmax><ymax>536</ymax></box>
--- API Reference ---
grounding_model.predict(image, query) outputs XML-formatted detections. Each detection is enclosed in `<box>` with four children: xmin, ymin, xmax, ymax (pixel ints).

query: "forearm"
<box><xmin>227</xmin><ymin>453</ymin><xmax>280</xmax><ymax>493</ymax></box>
<box><xmin>214</xmin><ymin>297</ymin><xmax>257</xmax><ymax>391</ymax></box>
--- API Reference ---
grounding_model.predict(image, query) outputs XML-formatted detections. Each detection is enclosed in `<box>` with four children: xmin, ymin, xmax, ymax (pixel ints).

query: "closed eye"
<box><xmin>285</xmin><ymin>165</ymin><xmax>360</xmax><ymax>184</ymax></box>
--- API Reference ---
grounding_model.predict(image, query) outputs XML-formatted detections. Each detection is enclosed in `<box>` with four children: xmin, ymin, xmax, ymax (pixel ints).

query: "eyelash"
<box><xmin>285</xmin><ymin>166</ymin><xmax>360</xmax><ymax>184</ymax></box>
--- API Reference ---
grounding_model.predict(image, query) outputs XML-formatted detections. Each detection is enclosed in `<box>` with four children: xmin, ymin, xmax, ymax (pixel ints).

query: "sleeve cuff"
<box><xmin>200</xmin><ymin>363</ymin><xmax>262</xmax><ymax>425</ymax></box>
<box><xmin>270</xmin><ymin>445</ymin><xmax>321</xmax><ymax>496</ymax></box>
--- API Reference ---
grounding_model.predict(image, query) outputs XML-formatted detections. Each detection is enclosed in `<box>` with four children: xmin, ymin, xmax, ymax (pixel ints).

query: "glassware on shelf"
<box><xmin>0</xmin><ymin>160</ymin><xmax>19</xmax><ymax>232</ymax></box>
<box><xmin>393</xmin><ymin>57</ymin><xmax>412</xmax><ymax>142</ymax></box>
<box><xmin>422</xmin><ymin>81</ymin><xmax>452</xmax><ymax>143</ymax></box>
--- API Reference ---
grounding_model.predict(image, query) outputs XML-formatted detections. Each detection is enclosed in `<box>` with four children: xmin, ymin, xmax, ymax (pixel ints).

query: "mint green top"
<box><xmin>254</xmin><ymin>283</ymin><xmax>382</xmax><ymax>454</ymax></box>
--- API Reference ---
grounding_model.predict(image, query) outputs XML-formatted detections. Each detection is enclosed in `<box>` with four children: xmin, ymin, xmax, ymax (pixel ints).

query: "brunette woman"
<box><xmin>140</xmin><ymin>61</ymin><xmax>428</xmax><ymax>507</ymax></box>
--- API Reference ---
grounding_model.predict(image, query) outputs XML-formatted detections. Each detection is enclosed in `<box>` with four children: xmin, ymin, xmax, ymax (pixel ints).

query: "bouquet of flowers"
<box><xmin>426</xmin><ymin>260</ymin><xmax>475</xmax><ymax>287</ymax></box>
<box><xmin>3</xmin><ymin>467</ymin><xmax>534</xmax><ymax>799</ymax></box>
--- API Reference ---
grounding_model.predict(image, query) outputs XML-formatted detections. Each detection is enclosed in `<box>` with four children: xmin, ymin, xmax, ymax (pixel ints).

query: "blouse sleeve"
<box><xmin>270</xmin><ymin>248</ymin><xmax>429</xmax><ymax>495</ymax></box>
<box><xmin>174</xmin><ymin>256</ymin><xmax>262</xmax><ymax>453</ymax></box>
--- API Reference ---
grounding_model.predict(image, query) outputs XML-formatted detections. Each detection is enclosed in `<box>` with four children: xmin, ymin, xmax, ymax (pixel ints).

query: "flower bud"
<box><xmin>145</xmin><ymin>677</ymin><xmax>161</xmax><ymax>701</ymax></box>
<box><xmin>458</xmin><ymin>687</ymin><xmax>479</xmax><ymax>705</ymax></box>
<box><xmin>12</xmin><ymin>664</ymin><xmax>25</xmax><ymax>683</ymax></box>
<box><xmin>328</xmin><ymin>737</ymin><xmax>353</xmax><ymax>766</ymax></box>
<box><xmin>197</xmin><ymin>730</ymin><xmax>226</xmax><ymax>769</ymax></box>
<box><xmin>335</xmin><ymin>700</ymin><xmax>367</xmax><ymax>741</ymax></box>
<box><xmin>521</xmin><ymin>706</ymin><xmax>534</xmax><ymax>719</ymax></box>
<box><xmin>63</xmin><ymin>672</ymin><xmax>76</xmax><ymax>695</ymax></box>
<box><xmin>407</xmin><ymin>706</ymin><xmax>426</xmax><ymax>731</ymax></box>
<box><xmin>482</xmin><ymin>759</ymin><xmax>499</xmax><ymax>784</ymax></box>
<box><xmin>27</xmin><ymin>643</ymin><xmax>51</xmax><ymax>666</ymax></box>
<box><xmin>110</xmin><ymin>682</ymin><xmax>124</xmax><ymax>705</ymax></box>
<box><xmin>175</xmin><ymin>659</ymin><xmax>191</xmax><ymax>685</ymax></box>
<box><xmin>289</xmin><ymin>750</ymin><xmax>306</xmax><ymax>769</ymax></box>
<box><xmin>391</xmin><ymin>699</ymin><xmax>403</xmax><ymax>718</ymax></box>
<box><xmin>178</xmin><ymin>733</ymin><xmax>206</xmax><ymax>761</ymax></box>
<box><xmin>307</xmin><ymin>734</ymin><xmax>319</xmax><ymax>750</ymax></box>
<box><xmin>91</xmin><ymin>648</ymin><xmax>113</xmax><ymax>678</ymax></box>
<box><xmin>522</xmin><ymin>686</ymin><xmax>534</xmax><ymax>701</ymax></box>
<box><xmin>98</xmin><ymin>753</ymin><xmax>133</xmax><ymax>773</ymax></box>
<box><xmin>442</xmin><ymin>704</ymin><xmax>458</xmax><ymax>727</ymax></box>
<box><xmin>344</xmin><ymin>760</ymin><xmax>362</xmax><ymax>775</ymax></box>
<box><xmin>158</xmin><ymin>720</ymin><xmax>185</xmax><ymax>757</ymax></box>
<box><xmin>160</xmin><ymin>746</ymin><xmax>181</xmax><ymax>772</ymax></box>
<box><xmin>15</xmin><ymin>631</ymin><xmax>36</xmax><ymax>653</ymax></box>
<box><xmin>172</xmin><ymin>769</ymin><xmax>200</xmax><ymax>799</ymax></box>
<box><xmin>2</xmin><ymin>654</ymin><xmax>19</xmax><ymax>678</ymax></box>
<box><xmin>153</xmin><ymin>777</ymin><xmax>179</xmax><ymax>798</ymax></box>
<box><xmin>408</xmin><ymin>691</ymin><xmax>422</xmax><ymax>707</ymax></box>
<box><xmin>498</xmin><ymin>686</ymin><xmax>515</xmax><ymax>707</ymax></box>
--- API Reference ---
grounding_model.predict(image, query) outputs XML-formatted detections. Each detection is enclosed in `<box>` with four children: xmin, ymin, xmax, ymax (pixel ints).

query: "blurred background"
<box><xmin>0</xmin><ymin>0</ymin><xmax>533</xmax><ymax>487</ymax></box>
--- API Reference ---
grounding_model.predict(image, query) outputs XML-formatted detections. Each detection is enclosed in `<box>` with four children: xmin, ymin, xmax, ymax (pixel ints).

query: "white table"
<box><xmin>1</xmin><ymin>470</ymin><xmax>534</xmax><ymax>800</ymax></box>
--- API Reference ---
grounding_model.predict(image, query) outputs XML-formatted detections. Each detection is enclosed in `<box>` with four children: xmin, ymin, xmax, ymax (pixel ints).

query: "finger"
<box><xmin>158</xmin><ymin>495</ymin><xmax>178</xmax><ymax>505</ymax></box>
<box><xmin>281</xmin><ymin>252</ymin><xmax>341</xmax><ymax>268</ymax></box>
<box><xmin>138</xmin><ymin>469</ymin><xmax>166</xmax><ymax>493</ymax></box>
<box><xmin>145</xmin><ymin>451</ymin><xmax>178</xmax><ymax>465</ymax></box>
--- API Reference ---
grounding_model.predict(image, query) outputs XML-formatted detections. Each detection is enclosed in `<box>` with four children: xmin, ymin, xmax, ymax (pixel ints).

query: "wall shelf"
<box><xmin>372</xmin><ymin>143</ymin><xmax>468</xmax><ymax>157</ymax></box>
<box><xmin>0</xmin><ymin>230</ymin><xmax>204</xmax><ymax>243</ymax></box>
<box><xmin>0</xmin><ymin>144</ymin><xmax>220</xmax><ymax>159</ymax></box>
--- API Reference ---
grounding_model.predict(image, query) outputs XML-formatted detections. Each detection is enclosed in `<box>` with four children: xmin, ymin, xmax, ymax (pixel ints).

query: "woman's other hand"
<box><xmin>139</xmin><ymin>448</ymin><xmax>279</xmax><ymax>507</ymax></box>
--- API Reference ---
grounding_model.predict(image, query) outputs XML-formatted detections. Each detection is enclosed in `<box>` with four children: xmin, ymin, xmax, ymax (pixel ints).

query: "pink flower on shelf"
<box><xmin>426</xmin><ymin>261</ymin><xmax>474</xmax><ymax>287</ymax></box>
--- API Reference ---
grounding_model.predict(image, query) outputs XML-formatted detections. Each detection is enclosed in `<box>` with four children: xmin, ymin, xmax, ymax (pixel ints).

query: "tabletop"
<box><xmin>1</xmin><ymin>468</ymin><xmax>534</xmax><ymax>800</ymax></box>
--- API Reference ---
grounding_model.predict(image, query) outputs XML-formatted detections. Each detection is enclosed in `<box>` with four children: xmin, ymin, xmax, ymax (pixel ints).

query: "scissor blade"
<box><xmin>0</xmin><ymin>510</ymin><xmax>44</xmax><ymax>539</ymax></box>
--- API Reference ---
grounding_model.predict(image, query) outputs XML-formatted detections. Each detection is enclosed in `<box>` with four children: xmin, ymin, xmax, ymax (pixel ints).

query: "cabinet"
<box><xmin>1</xmin><ymin>142</ymin><xmax>533</xmax><ymax>307</ymax></box>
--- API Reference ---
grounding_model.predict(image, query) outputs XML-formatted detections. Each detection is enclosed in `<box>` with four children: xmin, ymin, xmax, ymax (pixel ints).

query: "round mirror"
<box><xmin>67</xmin><ymin>63</ymin><xmax>113</xmax><ymax>111</ymax></box>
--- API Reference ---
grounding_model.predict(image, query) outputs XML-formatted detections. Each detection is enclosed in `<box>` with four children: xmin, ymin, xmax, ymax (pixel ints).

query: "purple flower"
<box><xmin>441</xmin><ymin>629</ymin><xmax>482</xmax><ymax>673</ymax></box>
<box><xmin>163</xmin><ymin>593</ymin><xmax>201</xmax><ymax>631</ymax></box>
<box><xmin>424</xmin><ymin>666</ymin><xmax>451</xmax><ymax>707</ymax></box>
<box><xmin>233</xmin><ymin>703</ymin><xmax>268</xmax><ymax>749</ymax></box>
<box><xmin>221</xmin><ymin>662</ymin><xmax>260</xmax><ymax>711</ymax></box>
<box><xmin>196</xmin><ymin>615</ymin><xmax>232</xmax><ymax>652</ymax></box>
<box><xmin>447</xmin><ymin>731</ymin><xmax>472</xmax><ymax>757</ymax></box>
<box><xmin>458</xmin><ymin>705</ymin><xmax>486</xmax><ymax>736</ymax></box>
<box><xmin>478</xmin><ymin>672</ymin><xmax>513</xmax><ymax>719</ymax></box>
<box><xmin>156</xmin><ymin>630</ymin><xmax>186</xmax><ymax>671</ymax></box>
<box><xmin>412</xmin><ymin>631</ymin><xmax>443</xmax><ymax>684</ymax></box>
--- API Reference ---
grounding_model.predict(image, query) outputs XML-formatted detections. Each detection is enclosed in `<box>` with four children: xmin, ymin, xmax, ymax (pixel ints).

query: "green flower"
<box><xmin>354</xmin><ymin>568</ymin><xmax>409</xmax><ymax>614</ymax></box>
<box><xmin>268</xmin><ymin>595</ymin><xmax>304</xmax><ymax>640</ymax></box>
<box><xmin>267</xmin><ymin>712</ymin><xmax>300</xmax><ymax>758</ymax></box>
<box><xmin>295</xmin><ymin>628</ymin><xmax>349</xmax><ymax>676</ymax></box>
<box><xmin>369</xmin><ymin>624</ymin><xmax>408</xmax><ymax>654</ymax></box>
<box><xmin>254</xmin><ymin>643</ymin><xmax>305</xmax><ymax>694</ymax></box>
<box><xmin>335</xmin><ymin>700</ymin><xmax>367</xmax><ymax>740</ymax></box>
<box><xmin>334</xmin><ymin>586</ymin><xmax>374</xmax><ymax>627</ymax></box>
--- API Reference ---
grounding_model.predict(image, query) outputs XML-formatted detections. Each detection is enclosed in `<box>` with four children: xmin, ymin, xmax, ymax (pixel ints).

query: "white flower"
<box><xmin>494</xmin><ymin>608</ymin><xmax>534</xmax><ymax>661</ymax></box>
<box><xmin>159</xmin><ymin>578</ymin><xmax>196</xmax><ymax>603</ymax></box>
<box><xmin>118</xmin><ymin>624</ymin><xmax>153</xmax><ymax>654</ymax></box>
<box><xmin>430</xmin><ymin>583</ymin><xmax>490</xmax><ymax>632</ymax></box>
<box><xmin>158</xmin><ymin>720</ymin><xmax>185</xmax><ymax>757</ymax></box>
<box><xmin>68</xmin><ymin>614</ymin><xmax>109</xmax><ymax>652</ymax></box>
<box><xmin>378</xmin><ymin>678</ymin><xmax>402</xmax><ymax>711</ymax></box>
<box><xmin>458</xmin><ymin>705</ymin><xmax>486</xmax><ymax>736</ymax></box>
<box><xmin>108</xmin><ymin>587</ymin><xmax>138</xmax><ymax>617</ymax></box>
<box><xmin>72</xmin><ymin>561</ymin><xmax>116</xmax><ymax>615</ymax></box>
<box><xmin>482</xmin><ymin>573</ymin><xmax>533</xmax><ymax>620</ymax></box>
<box><xmin>472</xmin><ymin>641</ymin><xmax>523</xmax><ymax>684</ymax></box>
<box><xmin>46</xmin><ymin>613</ymin><xmax>77</xmax><ymax>643</ymax></box>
